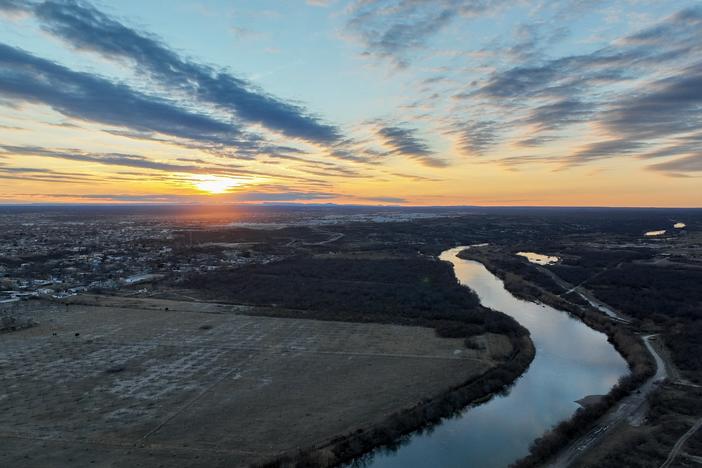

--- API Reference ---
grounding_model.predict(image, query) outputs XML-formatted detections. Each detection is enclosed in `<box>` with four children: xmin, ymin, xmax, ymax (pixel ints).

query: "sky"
<box><xmin>0</xmin><ymin>0</ymin><xmax>700</xmax><ymax>207</ymax></box>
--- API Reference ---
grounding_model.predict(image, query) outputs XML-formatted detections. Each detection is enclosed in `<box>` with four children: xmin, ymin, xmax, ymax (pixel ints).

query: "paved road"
<box><xmin>285</xmin><ymin>228</ymin><xmax>344</xmax><ymax>247</ymax></box>
<box><xmin>534</xmin><ymin>263</ymin><xmax>700</xmax><ymax>467</ymax></box>
<box><xmin>548</xmin><ymin>334</ymin><xmax>668</xmax><ymax>468</ymax></box>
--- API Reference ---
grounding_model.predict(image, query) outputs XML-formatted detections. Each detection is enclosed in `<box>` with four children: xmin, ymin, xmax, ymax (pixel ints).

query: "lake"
<box><xmin>515</xmin><ymin>251</ymin><xmax>560</xmax><ymax>265</ymax></box>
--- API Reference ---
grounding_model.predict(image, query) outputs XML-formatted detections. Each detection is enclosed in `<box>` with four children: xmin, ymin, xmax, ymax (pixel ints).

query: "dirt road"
<box><xmin>535</xmin><ymin>265</ymin><xmax>630</xmax><ymax>323</ymax></box>
<box><xmin>660</xmin><ymin>418</ymin><xmax>702</xmax><ymax>468</ymax></box>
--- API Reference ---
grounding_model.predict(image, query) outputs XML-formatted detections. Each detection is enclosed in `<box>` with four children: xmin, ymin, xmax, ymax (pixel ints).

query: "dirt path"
<box><xmin>285</xmin><ymin>227</ymin><xmax>344</xmax><ymax>247</ymax></box>
<box><xmin>536</xmin><ymin>265</ymin><xmax>630</xmax><ymax>322</ymax></box>
<box><xmin>660</xmin><ymin>418</ymin><xmax>702</xmax><ymax>468</ymax></box>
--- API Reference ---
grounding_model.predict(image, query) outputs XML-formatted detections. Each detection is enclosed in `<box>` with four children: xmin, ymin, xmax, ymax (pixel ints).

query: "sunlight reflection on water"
<box><xmin>515</xmin><ymin>251</ymin><xmax>560</xmax><ymax>265</ymax></box>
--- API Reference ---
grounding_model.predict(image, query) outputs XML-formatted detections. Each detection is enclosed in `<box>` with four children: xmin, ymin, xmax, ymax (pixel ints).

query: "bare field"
<box><xmin>0</xmin><ymin>297</ymin><xmax>505</xmax><ymax>467</ymax></box>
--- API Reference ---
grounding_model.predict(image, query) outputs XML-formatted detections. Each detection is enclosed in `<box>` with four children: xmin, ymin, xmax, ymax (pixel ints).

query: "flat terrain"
<box><xmin>0</xmin><ymin>297</ymin><xmax>509</xmax><ymax>468</ymax></box>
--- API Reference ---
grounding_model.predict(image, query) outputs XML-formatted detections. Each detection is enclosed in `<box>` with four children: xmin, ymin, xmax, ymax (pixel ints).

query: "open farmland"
<box><xmin>0</xmin><ymin>297</ymin><xmax>511</xmax><ymax>467</ymax></box>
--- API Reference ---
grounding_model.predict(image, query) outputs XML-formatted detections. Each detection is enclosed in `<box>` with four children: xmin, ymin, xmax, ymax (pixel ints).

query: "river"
<box><xmin>355</xmin><ymin>246</ymin><xmax>629</xmax><ymax>468</ymax></box>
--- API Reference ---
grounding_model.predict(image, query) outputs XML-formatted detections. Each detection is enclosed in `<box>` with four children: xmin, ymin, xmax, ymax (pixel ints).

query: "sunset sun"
<box><xmin>193</xmin><ymin>176</ymin><xmax>243</xmax><ymax>194</ymax></box>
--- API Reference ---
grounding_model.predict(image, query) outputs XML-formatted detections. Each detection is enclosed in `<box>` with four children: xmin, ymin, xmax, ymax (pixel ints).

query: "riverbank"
<box><xmin>456</xmin><ymin>246</ymin><xmax>655</xmax><ymax>467</ymax></box>
<box><xmin>257</xmin><ymin>325</ymin><xmax>535</xmax><ymax>468</ymax></box>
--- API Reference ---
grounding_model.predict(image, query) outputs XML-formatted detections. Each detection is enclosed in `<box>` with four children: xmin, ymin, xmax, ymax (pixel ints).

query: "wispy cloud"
<box><xmin>566</xmin><ymin>62</ymin><xmax>702</xmax><ymax>166</ymax></box>
<box><xmin>0</xmin><ymin>144</ymin><xmax>229</xmax><ymax>172</ymax></box>
<box><xmin>0</xmin><ymin>144</ymin><xmax>351</xmax><ymax>188</ymax></box>
<box><xmin>345</xmin><ymin>0</ymin><xmax>504</xmax><ymax>67</ymax></box>
<box><xmin>647</xmin><ymin>155</ymin><xmax>702</xmax><ymax>175</ymax></box>
<box><xmin>376</xmin><ymin>123</ymin><xmax>446</xmax><ymax>167</ymax></box>
<box><xmin>23</xmin><ymin>193</ymin><xmax>194</xmax><ymax>203</ymax></box>
<box><xmin>359</xmin><ymin>195</ymin><xmax>406</xmax><ymax>204</ymax></box>
<box><xmin>0</xmin><ymin>0</ymin><xmax>28</xmax><ymax>16</ymax></box>
<box><xmin>451</xmin><ymin>120</ymin><xmax>501</xmax><ymax>156</ymax></box>
<box><xmin>230</xmin><ymin>191</ymin><xmax>337</xmax><ymax>202</ymax></box>
<box><xmin>0</xmin><ymin>163</ymin><xmax>99</xmax><ymax>183</ymax></box>
<box><xmin>600</xmin><ymin>65</ymin><xmax>702</xmax><ymax>141</ymax></box>
<box><xmin>443</xmin><ymin>5</ymin><xmax>702</xmax><ymax>168</ymax></box>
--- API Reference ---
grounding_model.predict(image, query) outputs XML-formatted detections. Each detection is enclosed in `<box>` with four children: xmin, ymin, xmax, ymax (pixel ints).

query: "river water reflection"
<box><xmin>357</xmin><ymin>246</ymin><xmax>629</xmax><ymax>468</ymax></box>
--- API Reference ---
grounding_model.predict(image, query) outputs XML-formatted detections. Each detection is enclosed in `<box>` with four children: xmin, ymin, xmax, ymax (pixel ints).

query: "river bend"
<box><xmin>358</xmin><ymin>246</ymin><xmax>629</xmax><ymax>468</ymax></box>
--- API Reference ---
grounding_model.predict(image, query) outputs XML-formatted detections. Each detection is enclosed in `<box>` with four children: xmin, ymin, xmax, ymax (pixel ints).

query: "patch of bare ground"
<box><xmin>0</xmin><ymin>297</ymin><xmax>521</xmax><ymax>467</ymax></box>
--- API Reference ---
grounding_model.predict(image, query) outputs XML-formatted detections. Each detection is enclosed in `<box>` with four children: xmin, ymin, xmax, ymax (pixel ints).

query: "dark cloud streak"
<box><xmin>32</xmin><ymin>0</ymin><xmax>340</xmax><ymax>144</ymax></box>
<box><xmin>0</xmin><ymin>43</ymin><xmax>244</xmax><ymax>147</ymax></box>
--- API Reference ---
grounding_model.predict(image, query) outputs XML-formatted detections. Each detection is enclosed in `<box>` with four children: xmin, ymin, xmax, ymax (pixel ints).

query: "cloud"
<box><xmin>452</xmin><ymin>120</ymin><xmax>500</xmax><ymax>156</ymax></box>
<box><xmin>359</xmin><ymin>196</ymin><xmax>407</xmax><ymax>204</ymax></box>
<box><xmin>0</xmin><ymin>43</ymin><xmax>246</xmax><ymax>148</ymax></box>
<box><xmin>472</xmin><ymin>64</ymin><xmax>561</xmax><ymax>99</ymax></box>
<box><xmin>229</xmin><ymin>191</ymin><xmax>337</xmax><ymax>202</ymax></box>
<box><xmin>0</xmin><ymin>123</ymin><xmax>23</xmax><ymax>130</ymax></box>
<box><xmin>504</xmin><ymin>23</ymin><xmax>570</xmax><ymax>63</ymax></box>
<box><xmin>0</xmin><ymin>0</ymin><xmax>30</xmax><ymax>16</ymax></box>
<box><xmin>26</xmin><ymin>193</ymin><xmax>193</xmax><ymax>203</ymax></box>
<box><xmin>638</xmin><ymin>133</ymin><xmax>702</xmax><ymax>160</ymax></box>
<box><xmin>23</xmin><ymin>190</ymin><xmax>343</xmax><ymax>203</ymax></box>
<box><xmin>0</xmin><ymin>144</ymin><xmax>247</xmax><ymax>175</ymax></box>
<box><xmin>447</xmin><ymin>5</ymin><xmax>702</xmax><ymax>167</ymax></box>
<box><xmin>568</xmin><ymin>140</ymin><xmax>643</xmax><ymax>165</ymax></box>
<box><xmin>469</xmin><ymin>7</ymin><xmax>701</xmax><ymax>104</ymax></box>
<box><xmin>31</xmin><ymin>0</ymin><xmax>340</xmax><ymax>144</ymax></box>
<box><xmin>389</xmin><ymin>171</ymin><xmax>442</xmax><ymax>182</ymax></box>
<box><xmin>263</xmin><ymin>152</ymin><xmax>362</xmax><ymax>178</ymax></box>
<box><xmin>461</xmin><ymin>99</ymin><xmax>593</xmax><ymax>154</ymax></box>
<box><xmin>345</xmin><ymin>0</ymin><xmax>503</xmax><ymax>67</ymax></box>
<box><xmin>0</xmin><ymin>164</ymin><xmax>99</xmax><ymax>183</ymax></box>
<box><xmin>600</xmin><ymin>65</ymin><xmax>702</xmax><ymax>141</ymax></box>
<box><xmin>524</xmin><ymin>99</ymin><xmax>594</xmax><ymax>132</ymax></box>
<box><xmin>467</xmin><ymin>8</ymin><xmax>699</xmax><ymax>99</ymax></box>
<box><xmin>376</xmin><ymin>124</ymin><xmax>446</xmax><ymax>167</ymax></box>
<box><xmin>101</xmin><ymin>128</ymin><xmax>306</xmax><ymax>161</ymax></box>
<box><xmin>620</xmin><ymin>6</ymin><xmax>702</xmax><ymax>47</ymax></box>
<box><xmin>0</xmin><ymin>144</ymin><xmax>342</xmax><ymax>187</ymax></box>
<box><xmin>647</xmin><ymin>155</ymin><xmax>702</xmax><ymax>174</ymax></box>
<box><xmin>566</xmin><ymin>65</ymin><xmax>702</xmax><ymax>165</ymax></box>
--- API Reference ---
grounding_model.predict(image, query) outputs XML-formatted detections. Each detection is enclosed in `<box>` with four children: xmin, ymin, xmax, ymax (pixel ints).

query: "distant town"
<box><xmin>0</xmin><ymin>207</ymin><xmax>285</xmax><ymax>303</ymax></box>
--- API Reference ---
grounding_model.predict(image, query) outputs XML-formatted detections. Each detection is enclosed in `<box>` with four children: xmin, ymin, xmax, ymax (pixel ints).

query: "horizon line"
<box><xmin>0</xmin><ymin>202</ymin><xmax>700</xmax><ymax>210</ymax></box>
